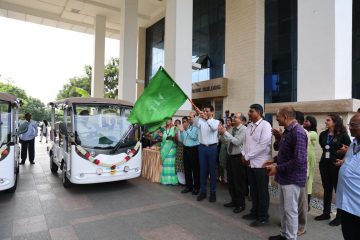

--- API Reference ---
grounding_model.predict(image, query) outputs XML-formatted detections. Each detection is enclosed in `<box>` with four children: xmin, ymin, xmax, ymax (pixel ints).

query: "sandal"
<box><xmin>297</xmin><ymin>230</ymin><xmax>306</xmax><ymax>236</ymax></box>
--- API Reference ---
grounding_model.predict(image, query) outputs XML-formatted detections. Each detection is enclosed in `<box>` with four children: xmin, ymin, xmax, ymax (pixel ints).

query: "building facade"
<box><xmin>143</xmin><ymin>0</ymin><xmax>359</xmax><ymax>120</ymax></box>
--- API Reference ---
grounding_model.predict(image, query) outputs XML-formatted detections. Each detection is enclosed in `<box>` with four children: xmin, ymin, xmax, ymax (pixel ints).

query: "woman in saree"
<box><xmin>160</xmin><ymin>118</ymin><xmax>178</xmax><ymax>185</ymax></box>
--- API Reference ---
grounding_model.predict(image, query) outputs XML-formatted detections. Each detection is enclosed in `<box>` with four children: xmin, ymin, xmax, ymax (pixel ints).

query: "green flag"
<box><xmin>128</xmin><ymin>67</ymin><xmax>187</xmax><ymax>131</ymax></box>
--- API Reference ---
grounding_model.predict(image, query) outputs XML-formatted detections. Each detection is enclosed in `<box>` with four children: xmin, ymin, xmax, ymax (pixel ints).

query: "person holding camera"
<box><xmin>159</xmin><ymin>118</ymin><xmax>178</xmax><ymax>185</ymax></box>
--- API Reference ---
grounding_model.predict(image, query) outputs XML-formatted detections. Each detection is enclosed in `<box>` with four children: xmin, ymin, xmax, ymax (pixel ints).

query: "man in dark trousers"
<box><xmin>19</xmin><ymin>113</ymin><xmax>38</xmax><ymax>164</ymax></box>
<box><xmin>241</xmin><ymin>104</ymin><xmax>272</xmax><ymax>227</ymax></box>
<box><xmin>194</xmin><ymin>105</ymin><xmax>220</xmax><ymax>202</ymax></box>
<box><xmin>219</xmin><ymin>112</ymin><xmax>247</xmax><ymax>213</ymax></box>
<box><xmin>178</xmin><ymin>114</ymin><xmax>200</xmax><ymax>195</ymax></box>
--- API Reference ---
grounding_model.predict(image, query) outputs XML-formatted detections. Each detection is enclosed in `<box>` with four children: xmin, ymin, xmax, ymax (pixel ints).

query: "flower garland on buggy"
<box><xmin>75</xmin><ymin>141</ymin><xmax>141</xmax><ymax>170</ymax></box>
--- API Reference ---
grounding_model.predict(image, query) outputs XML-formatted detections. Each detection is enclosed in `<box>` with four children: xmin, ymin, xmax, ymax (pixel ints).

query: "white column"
<box><xmin>118</xmin><ymin>0</ymin><xmax>138</xmax><ymax>103</ymax></box>
<box><xmin>137</xmin><ymin>27</ymin><xmax>146</xmax><ymax>98</ymax></box>
<box><xmin>164</xmin><ymin>0</ymin><xmax>193</xmax><ymax>111</ymax></box>
<box><xmin>298</xmin><ymin>0</ymin><xmax>352</xmax><ymax>101</ymax></box>
<box><xmin>92</xmin><ymin>15</ymin><xmax>106</xmax><ymax>98</ymax></box>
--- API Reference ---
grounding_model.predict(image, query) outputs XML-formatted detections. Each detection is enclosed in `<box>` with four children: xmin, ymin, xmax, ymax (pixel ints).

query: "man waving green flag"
<box><xmin>128</xmin><ymin>67</ymin><xmax>188</xmax><ymax>131</ymax></box>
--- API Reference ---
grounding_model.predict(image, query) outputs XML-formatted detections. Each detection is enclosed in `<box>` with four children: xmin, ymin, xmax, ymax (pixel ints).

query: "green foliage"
<box><xmin>56</xmin><ymin>57</ymin><xmax>119</xmax><ymax>100</ymax></box>
<box><xmin>104</xmin><ymin>57</ymin><xmax>119</xmax><ymax>99</ymax></box>
<box><xmin>0</xmin><ymin>82</ymin><xmax>51</xmax><ymax>122</ymax></box>
<box><xmin>56</xmin><ymin>65</ymin><xmax>91</xmax><ymax>99</ymax></box>
<box><xmin>22</xmin><ymin>96</ymin><xmax>51</xmax><ymax>121</ymax></box>
<box><xmin>0</xmin><ymin>82</ymin><xmax>27</xmax><ymax>101</ymax></box>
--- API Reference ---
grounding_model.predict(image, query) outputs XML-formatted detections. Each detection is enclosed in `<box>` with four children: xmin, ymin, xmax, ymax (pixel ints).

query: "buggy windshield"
<box><xmin>74</xmin><ymin>104</ymin><xmax>138</xmax><ymax>149</ymax></box>
<box><xmin>0</xmin><ymin>101</ymin><xmax>10</xmax><ymax>146</ymax></box>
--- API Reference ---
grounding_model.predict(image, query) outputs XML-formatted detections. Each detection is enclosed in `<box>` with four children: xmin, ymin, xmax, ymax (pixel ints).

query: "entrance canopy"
<box><xmin>0</xmin><ymin>0</ymin><xmax>165</xmax><ymax>39</ymax></box>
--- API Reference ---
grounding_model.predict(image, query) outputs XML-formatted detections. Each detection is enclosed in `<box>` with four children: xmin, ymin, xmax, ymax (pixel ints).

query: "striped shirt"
<box><xmin>275</xmin><ymin>121</ymin><xmax>308</xmax><ymax>187</ymax></box>
<box><xmin>242</xmin><ymin>119</ymin><xmax>272</xmax><ymax>168</ymax></box>
<box><xmin>194</xmin><ymin>116</ymin><xmax>219</xmax><ymax>145</ymax></box>
<box><xmin>178</xmin><ymin>125</ymin><xmax>200</xmax><ymax>147</ymax></box>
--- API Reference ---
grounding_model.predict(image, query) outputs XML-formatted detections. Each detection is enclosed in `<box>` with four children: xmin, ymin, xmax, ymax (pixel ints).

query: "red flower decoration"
<box><xmin>85</xmin><ymin>153</ymin><xmax>91</xmax><ymax>159</ymax></box>
<box><xmin>2</xmin><ymin>149</ymin><xmax>8</xmax><ymax>156</ymax></box>
<box><xmin>125</xmin><ymin>156</ymin><xmax>131</xmax><ymax>161</ymax></box>
<box><xmin>130</xmin><ymin>149</ymin><xmax>137</xmax><ymax>155</ymax></box>
<box><xmin>111</xmin><ymin>165</ymin><xmax>116</xmax><ymax>170</ymax></box>
<box><xmin>94</xmin><ymin>159</ymin><xmax>100</xmax><ymax>165</ymax></box>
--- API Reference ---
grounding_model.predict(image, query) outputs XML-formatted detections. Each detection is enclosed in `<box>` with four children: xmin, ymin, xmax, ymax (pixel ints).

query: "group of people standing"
<box><xmin>157</xmin><ymin>104</ymin><xmax>360</xmax><ymax>240</ymax></box>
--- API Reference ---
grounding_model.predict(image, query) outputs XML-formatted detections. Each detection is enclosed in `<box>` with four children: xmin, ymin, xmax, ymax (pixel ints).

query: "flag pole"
<box><xmin>159</xmin><ymin>66</ymin><xmax>200</xmax><ymax>111</ymax></box>
<box><xmin>187</xmin><ymin>97</ymin><xmax>199</xmax><ymax>111</ymax></box>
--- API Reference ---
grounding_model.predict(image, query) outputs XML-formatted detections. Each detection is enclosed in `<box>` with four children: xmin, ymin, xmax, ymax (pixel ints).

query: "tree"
<box><xmin>0</xmin><ymin>82</ymin><xmax>51</xmax><ymax>121</ymax></box>
<box><xmin>104</xmin><ymin>57</ymin><xmax>119</xmax><ymax>99</ymax></box>
<box><xmin>0</xmin><ymin>82</ymin><xmax>28</xmax><ymax>101</ymax></box>
<box><xmin>56</xmin><ymin>58</ymin><xmax>119</xmax><ymax>99</ymax></box>
<box><xmin>56</xmin><ymin>65</ymin><xmax>91</xmax><ymax>99</ymax></box>
<box><xmin>22</xmin><ymin>97</ymin><xmax>50</xmax><ymax>121</ymax></box>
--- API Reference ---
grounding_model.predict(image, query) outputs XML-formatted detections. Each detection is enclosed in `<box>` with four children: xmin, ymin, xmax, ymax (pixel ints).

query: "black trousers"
<box><xmin>341</xmin><ymin>210</ymin><xmax>360</xmax><ymax>240</ymax></box>
<box><xmin>183</xmin><ymin>145</ymin><xmax>200</xmax><ymax>190</ymax></box>
<box><xmin>226</xmin><ymin>154</ymin><xmax>246</xmax><ymax>207</ymax></box>
<box><xmin>248</xmin><ymin>168</ymin><xmax>269</xmax><ymax>221</ymax></box>
<box><xmin>319</xmin><ymin>162</ymin><xmax>340</xmax><ymax>215</ymax></box>
<box><xmin>21</xmin><ymin>138</ymin><xmax>35</xmax><ymax>163</ymax></box>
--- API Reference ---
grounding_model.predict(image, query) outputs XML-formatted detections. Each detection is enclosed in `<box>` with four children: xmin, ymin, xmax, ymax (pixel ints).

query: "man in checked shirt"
<box><xmin>266</xmin><ymin>106</ymin><xmax>308</xmax><ymax>240</ymax></box>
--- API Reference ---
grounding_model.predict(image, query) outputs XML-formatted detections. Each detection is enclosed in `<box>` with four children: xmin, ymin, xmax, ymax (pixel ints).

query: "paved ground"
<box><xmin>0</xmin><ymin>139</ymin><xmax>343</xmax><ymax>240</ymax></box>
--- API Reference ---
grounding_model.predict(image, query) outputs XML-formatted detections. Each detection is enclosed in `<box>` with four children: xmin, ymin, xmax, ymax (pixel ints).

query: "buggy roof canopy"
<box><xmin>0</xmin><ymin>92</ymin><xmax>20</xmax><ymax>106</ymax></box>
<box><xmin>48</xmin><ymin>97</ymin><xmax>134</xmax><ymax>108</ymax></box>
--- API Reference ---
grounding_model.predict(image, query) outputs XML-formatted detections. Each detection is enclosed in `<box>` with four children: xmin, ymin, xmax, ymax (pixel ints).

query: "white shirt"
<box><xmin>194</xmin><ymin>116</ymin><xmax>219</xmax><ymax>145</ymax></box>
<box><xmin>242</xmin><ymin>118</ymin><xmax>272</xmax><ymax>168</ymax></box>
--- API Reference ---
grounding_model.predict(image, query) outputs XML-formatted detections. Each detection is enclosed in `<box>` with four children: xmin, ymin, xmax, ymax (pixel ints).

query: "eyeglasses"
<box><xmin>348</xmin><ymin>123</ymin><xmax>360</xmax><ymax>129</ymax></box>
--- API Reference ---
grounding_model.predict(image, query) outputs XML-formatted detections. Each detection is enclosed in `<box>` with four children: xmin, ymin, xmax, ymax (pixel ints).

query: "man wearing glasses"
<box><xmin>336</xmin><ymin>113</ymin><xmax>360</xmax><ymax>240</ymax></box>
<box><xmin>194</xmin><ymin>105</ymin><xmax>220</xmax><ymax>202</ymax></box>
<box><xmin>219</xmin><ymin>112</ymin><xmax>247</xmax><ymax>213</ymax></box>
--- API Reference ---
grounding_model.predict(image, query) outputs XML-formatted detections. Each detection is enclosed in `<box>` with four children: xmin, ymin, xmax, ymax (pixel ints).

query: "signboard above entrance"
<box><xmin>192</xmin><ymin>78</ymin><xmax>228</xmax><ymax>99</ymax></box>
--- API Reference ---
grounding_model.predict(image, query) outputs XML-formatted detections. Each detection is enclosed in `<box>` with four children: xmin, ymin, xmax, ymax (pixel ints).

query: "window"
<box><xmin>353</xmin><ymin>0</ymin><xmax>360</xmax><ymax>98</ymax></box>
<box><xmin>0</xmin><ymin>102</ymin><xmax>10</xmax><ymax>146</ymax></box>
<box><xmin>192</xmin><ymin>0</ymin><xmax>225</xmax><ymax>83</ymax></box>
<box><xmin>73</xmin><ymin>104</ymin><xmax>137</xmax><ymax>149</ymax></box>
<box><xmin>145</xmin><ymin>18</ymin><xmax>165</xmax><ymax>85</ymax></box>
<box><xmin>264</xmin><ymin>0</ymin><xmax>297</xmax><ymax>103</ymax></box>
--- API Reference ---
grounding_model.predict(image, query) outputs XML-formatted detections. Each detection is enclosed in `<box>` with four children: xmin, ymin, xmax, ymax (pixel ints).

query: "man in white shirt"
<box><xmin>241</xmin><ymin>104</ymin><xmax>272</xmax><ymax>227</ymax></box>
<box><xmin>194</xmin><ymin>105</ymin><xmax>220</xmax><ymax>202</ymax></box>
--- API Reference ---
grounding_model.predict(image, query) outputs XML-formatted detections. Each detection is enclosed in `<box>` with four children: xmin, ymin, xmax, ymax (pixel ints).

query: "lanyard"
<box><xmin>250</xmin><ymin>120</ymin><xmax>263</xmax><ymax>136</ymax></box>
<box><xmin>326</xmin><ymin>134</ymin><xmax>334</xmax><ymax>145</ymax></box>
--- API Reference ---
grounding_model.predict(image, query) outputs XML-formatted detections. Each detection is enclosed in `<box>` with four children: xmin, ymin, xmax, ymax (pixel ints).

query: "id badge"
<box><xmin>325</xmin><ymin>151</ymin><xmax>330</xmax><ymax>159</ymax></box>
